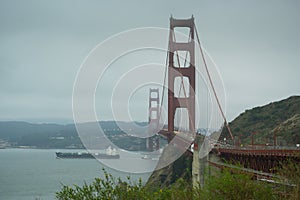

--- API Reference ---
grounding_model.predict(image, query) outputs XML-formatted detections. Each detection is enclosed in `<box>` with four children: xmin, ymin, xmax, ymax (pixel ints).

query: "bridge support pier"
<box><xmin>193</xmin><ymin>135</ymin><xmax>210</xmax><ymax>188</ymax></box>
<box><xmin>199</xmin><ymin>152</ymin><xmax>209</xmax><ymax>188</ymax></box>
<box><xmin>192</xmin><ymin>142</ymin><xmax>200</xmax><ymax>187</ymax></box>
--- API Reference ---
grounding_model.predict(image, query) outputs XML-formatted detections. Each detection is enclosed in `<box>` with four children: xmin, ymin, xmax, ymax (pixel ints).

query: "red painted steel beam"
<box><xmin>168</xmin><ymin>16</ymin><xmax>195</xmax><ymax>134</ymax></box>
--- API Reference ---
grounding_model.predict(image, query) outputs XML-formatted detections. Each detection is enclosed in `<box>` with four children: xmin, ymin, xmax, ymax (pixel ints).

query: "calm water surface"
<box><xmin>0</xmin><ymin>149</ymin><xmax>152</xmax><ymax>200</ymax></box>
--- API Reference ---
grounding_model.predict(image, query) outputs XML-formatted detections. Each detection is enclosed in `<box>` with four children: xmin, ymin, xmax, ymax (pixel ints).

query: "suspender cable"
<box><xmin>159</xmin><ymin>43</ymin><xmax>169</xmax><ymax>124</ymax></box>
<box><xmin>194</xmin><ymin>24</ymin><xmax>234</xmax><ymax>141</ymax></box>
<box><xmin>178</xmin><ymin>31</ymin><xmax>191</xmax><ymax>98</ymax></box>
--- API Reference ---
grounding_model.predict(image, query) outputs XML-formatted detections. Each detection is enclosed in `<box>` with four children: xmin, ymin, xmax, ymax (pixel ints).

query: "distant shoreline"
<box><xmin>0</xmin><ymin>147</ymin><xmax>85</xmax><ymax>150</ymax></box>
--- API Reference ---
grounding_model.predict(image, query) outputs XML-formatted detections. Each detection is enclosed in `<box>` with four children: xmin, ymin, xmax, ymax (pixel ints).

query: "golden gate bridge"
<box><xmin>145</xmin><ymin>16</ymin><xmax>300</xmax><ymax>187</ymax></box>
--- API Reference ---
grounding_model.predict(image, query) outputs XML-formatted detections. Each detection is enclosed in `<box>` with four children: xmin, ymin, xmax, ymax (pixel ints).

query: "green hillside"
<box><xmin>221</xmin><ymin>96</ymin><xmax>300</xmax><ymax>146</ymax></box>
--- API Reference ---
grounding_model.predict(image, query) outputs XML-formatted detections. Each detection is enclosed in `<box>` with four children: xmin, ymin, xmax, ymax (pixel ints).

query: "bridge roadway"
<box><xmin>212</xmin><ymin>147</ymin><xmax>300</xmax><ymax>174</ymax></box>
<box><xmin>215</xmin><ymin>148</ymin><xmax>300</xmax><ymax>157</ymax></box>
<box><xmin>157</xmin><ymin>130</ymin><xmax>300</xmax><ymax>179</ymax></box>
<box><xmin>158</xmin><ymin>129</ymin><xmax>194</xmax><ymax>156</ymax></box>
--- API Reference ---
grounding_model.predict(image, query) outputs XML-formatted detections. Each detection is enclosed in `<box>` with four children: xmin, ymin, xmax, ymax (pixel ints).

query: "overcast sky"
<box><xmin>0</xmin><ymin>0</ymin><xmax>299</xmax><ymax>124</ymax></box>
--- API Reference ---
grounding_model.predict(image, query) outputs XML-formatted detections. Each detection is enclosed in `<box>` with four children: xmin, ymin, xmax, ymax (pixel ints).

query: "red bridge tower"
<box><xmin>168</xmin><ymin>16</ymin><xmax>195</xmax><ymax>134</ymax></box>
<box><xmin>147</xmin><ymin>88</ymin><xmax>160</xmax><ymax>151</ymax></box>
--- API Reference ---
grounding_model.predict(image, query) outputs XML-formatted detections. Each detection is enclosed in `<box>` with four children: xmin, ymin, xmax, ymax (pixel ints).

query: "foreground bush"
<box><xmin>275</xmin><ymin>161</ymin><xmax>300</xmax><ymax>200</ymax></box>
<box><xmin>57</xmin><ymin>165</ymin><xmax>299</xmax><ymax>200</ymax></box>
<box><xmin>56</xmin><ymin>172</ymin><xmax>194</xmax><ymax>199</ymax></box>
<box><xmin>197</xmin><ymin>170</ymin><xmax>274</xmax><ymax>200</ymax></box>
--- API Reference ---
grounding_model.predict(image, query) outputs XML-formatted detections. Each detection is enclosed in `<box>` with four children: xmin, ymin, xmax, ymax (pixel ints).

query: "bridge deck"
<box><xmin>215</xmin><ymin>148</ymin><xmax>300</xmax><ymax>157</ymax></box>
<box><xmin>212</xmin><ymin>147</ymin><xmax>300</xmax><ymax>174</ymax></box>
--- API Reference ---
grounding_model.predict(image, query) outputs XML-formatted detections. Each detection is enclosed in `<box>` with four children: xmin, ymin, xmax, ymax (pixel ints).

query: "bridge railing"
<box><xmin>214</xmin><ymin>147</ymin><xmax>300</xmax><ymax>157</ymax></box>
<box><xmin>215</xmin><ymin>143</ymin><xmax>300</xmax><ymax>150</ymax></box>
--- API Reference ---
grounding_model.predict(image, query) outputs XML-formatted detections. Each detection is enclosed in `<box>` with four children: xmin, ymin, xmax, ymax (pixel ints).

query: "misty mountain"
<box><xmin>0</xmin><ymin>121</ymin><xmax>150</xmax><ymax>150</ymax></box>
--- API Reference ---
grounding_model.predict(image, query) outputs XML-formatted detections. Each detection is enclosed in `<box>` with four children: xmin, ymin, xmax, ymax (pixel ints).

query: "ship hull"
<box><xmin>55</xmin><ymin>152</ymin><xmax>120</xmax><ymax>159</ymax></box>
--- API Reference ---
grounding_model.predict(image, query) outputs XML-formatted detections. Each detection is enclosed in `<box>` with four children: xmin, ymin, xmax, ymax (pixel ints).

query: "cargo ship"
<box><xmin>55</xmin><ymin>146</ymin><xmax>120</xmax><ymax>159</ymax></box>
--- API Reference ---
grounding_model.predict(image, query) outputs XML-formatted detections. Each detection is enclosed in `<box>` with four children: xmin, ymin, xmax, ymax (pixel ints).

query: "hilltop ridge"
<box><xmin>221</xmin><ymin>96</ymin><xmax>300</xmax><ymax>146</ymax></box>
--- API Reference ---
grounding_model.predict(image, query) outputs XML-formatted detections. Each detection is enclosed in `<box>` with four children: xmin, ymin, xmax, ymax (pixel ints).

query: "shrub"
<box><xmin>195</xmin><ymin>169</ymin><xmax>275</xmax><ymax>200</ymax></box>
<box><xmin>275</xmin><ymin>161</ymin><xmax>300</xmax><ymax>200</ymax></box>
<box><xmin>57</xmin><ymin>165</ymin><xmax>300</xmax><ymax>200</ymax></box>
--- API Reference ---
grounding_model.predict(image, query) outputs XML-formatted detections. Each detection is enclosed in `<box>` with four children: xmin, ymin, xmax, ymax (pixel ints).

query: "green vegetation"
<box><xmin>221</xmin><ymin>96</ymin><xmax>300</xmax><ymax>146</ymax></box>
<box><xmin>275</xmin><ymin>160</ymin><xmax>300</xmax><ymax>199</ymax></box>
<box><xmin>198</xmin><ymin>170</ymin><xmax>274</xmax><ymax>200</ymax></box>
<box><xmin>56</xmin><ymin>170</ymin><xmax>191</xmax><ymax>200</ymax></box>
<box><xmin>146</xmin><ymin>152</ymin><xmax>192</xmax><ymax>188</ymax></box>
<box><xmin>57</xmin><ymin>166</ymin><xmax>300</xmax><ymax>200</ymax></box>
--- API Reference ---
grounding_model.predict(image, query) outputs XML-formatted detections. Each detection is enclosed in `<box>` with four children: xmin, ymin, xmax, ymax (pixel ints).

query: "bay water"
<box><xmin>0</xmin><ymin>149</ymin><xmax>153</xmax><ymax>199</ymax></box>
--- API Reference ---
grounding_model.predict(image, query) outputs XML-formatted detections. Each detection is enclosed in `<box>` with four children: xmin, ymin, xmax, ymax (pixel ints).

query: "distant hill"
<box><xmin>221</xmin><ymin>96</ymin><xmax>300</xmax><ymax>146</ymax></box>
<box><xmin>0</xmin><ymin>121</ymin><xmax>81</xmax><ymax>148</ymax></box>
<box><xmin>0</xmin><ymin>120</ymin><xmax>163</xmax><ymax>150</ymax></box>
<box><xmin>0</xmin><ymin>121</ymin><xmax>70</xmax><ymax>141</ymax></box>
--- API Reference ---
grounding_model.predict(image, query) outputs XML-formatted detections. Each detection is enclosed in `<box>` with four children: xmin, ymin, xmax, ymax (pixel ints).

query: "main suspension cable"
<box><xmin>194</xmin><ymin>24</ymin><xmax>234</xmax><ymax>141</ymax></box>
